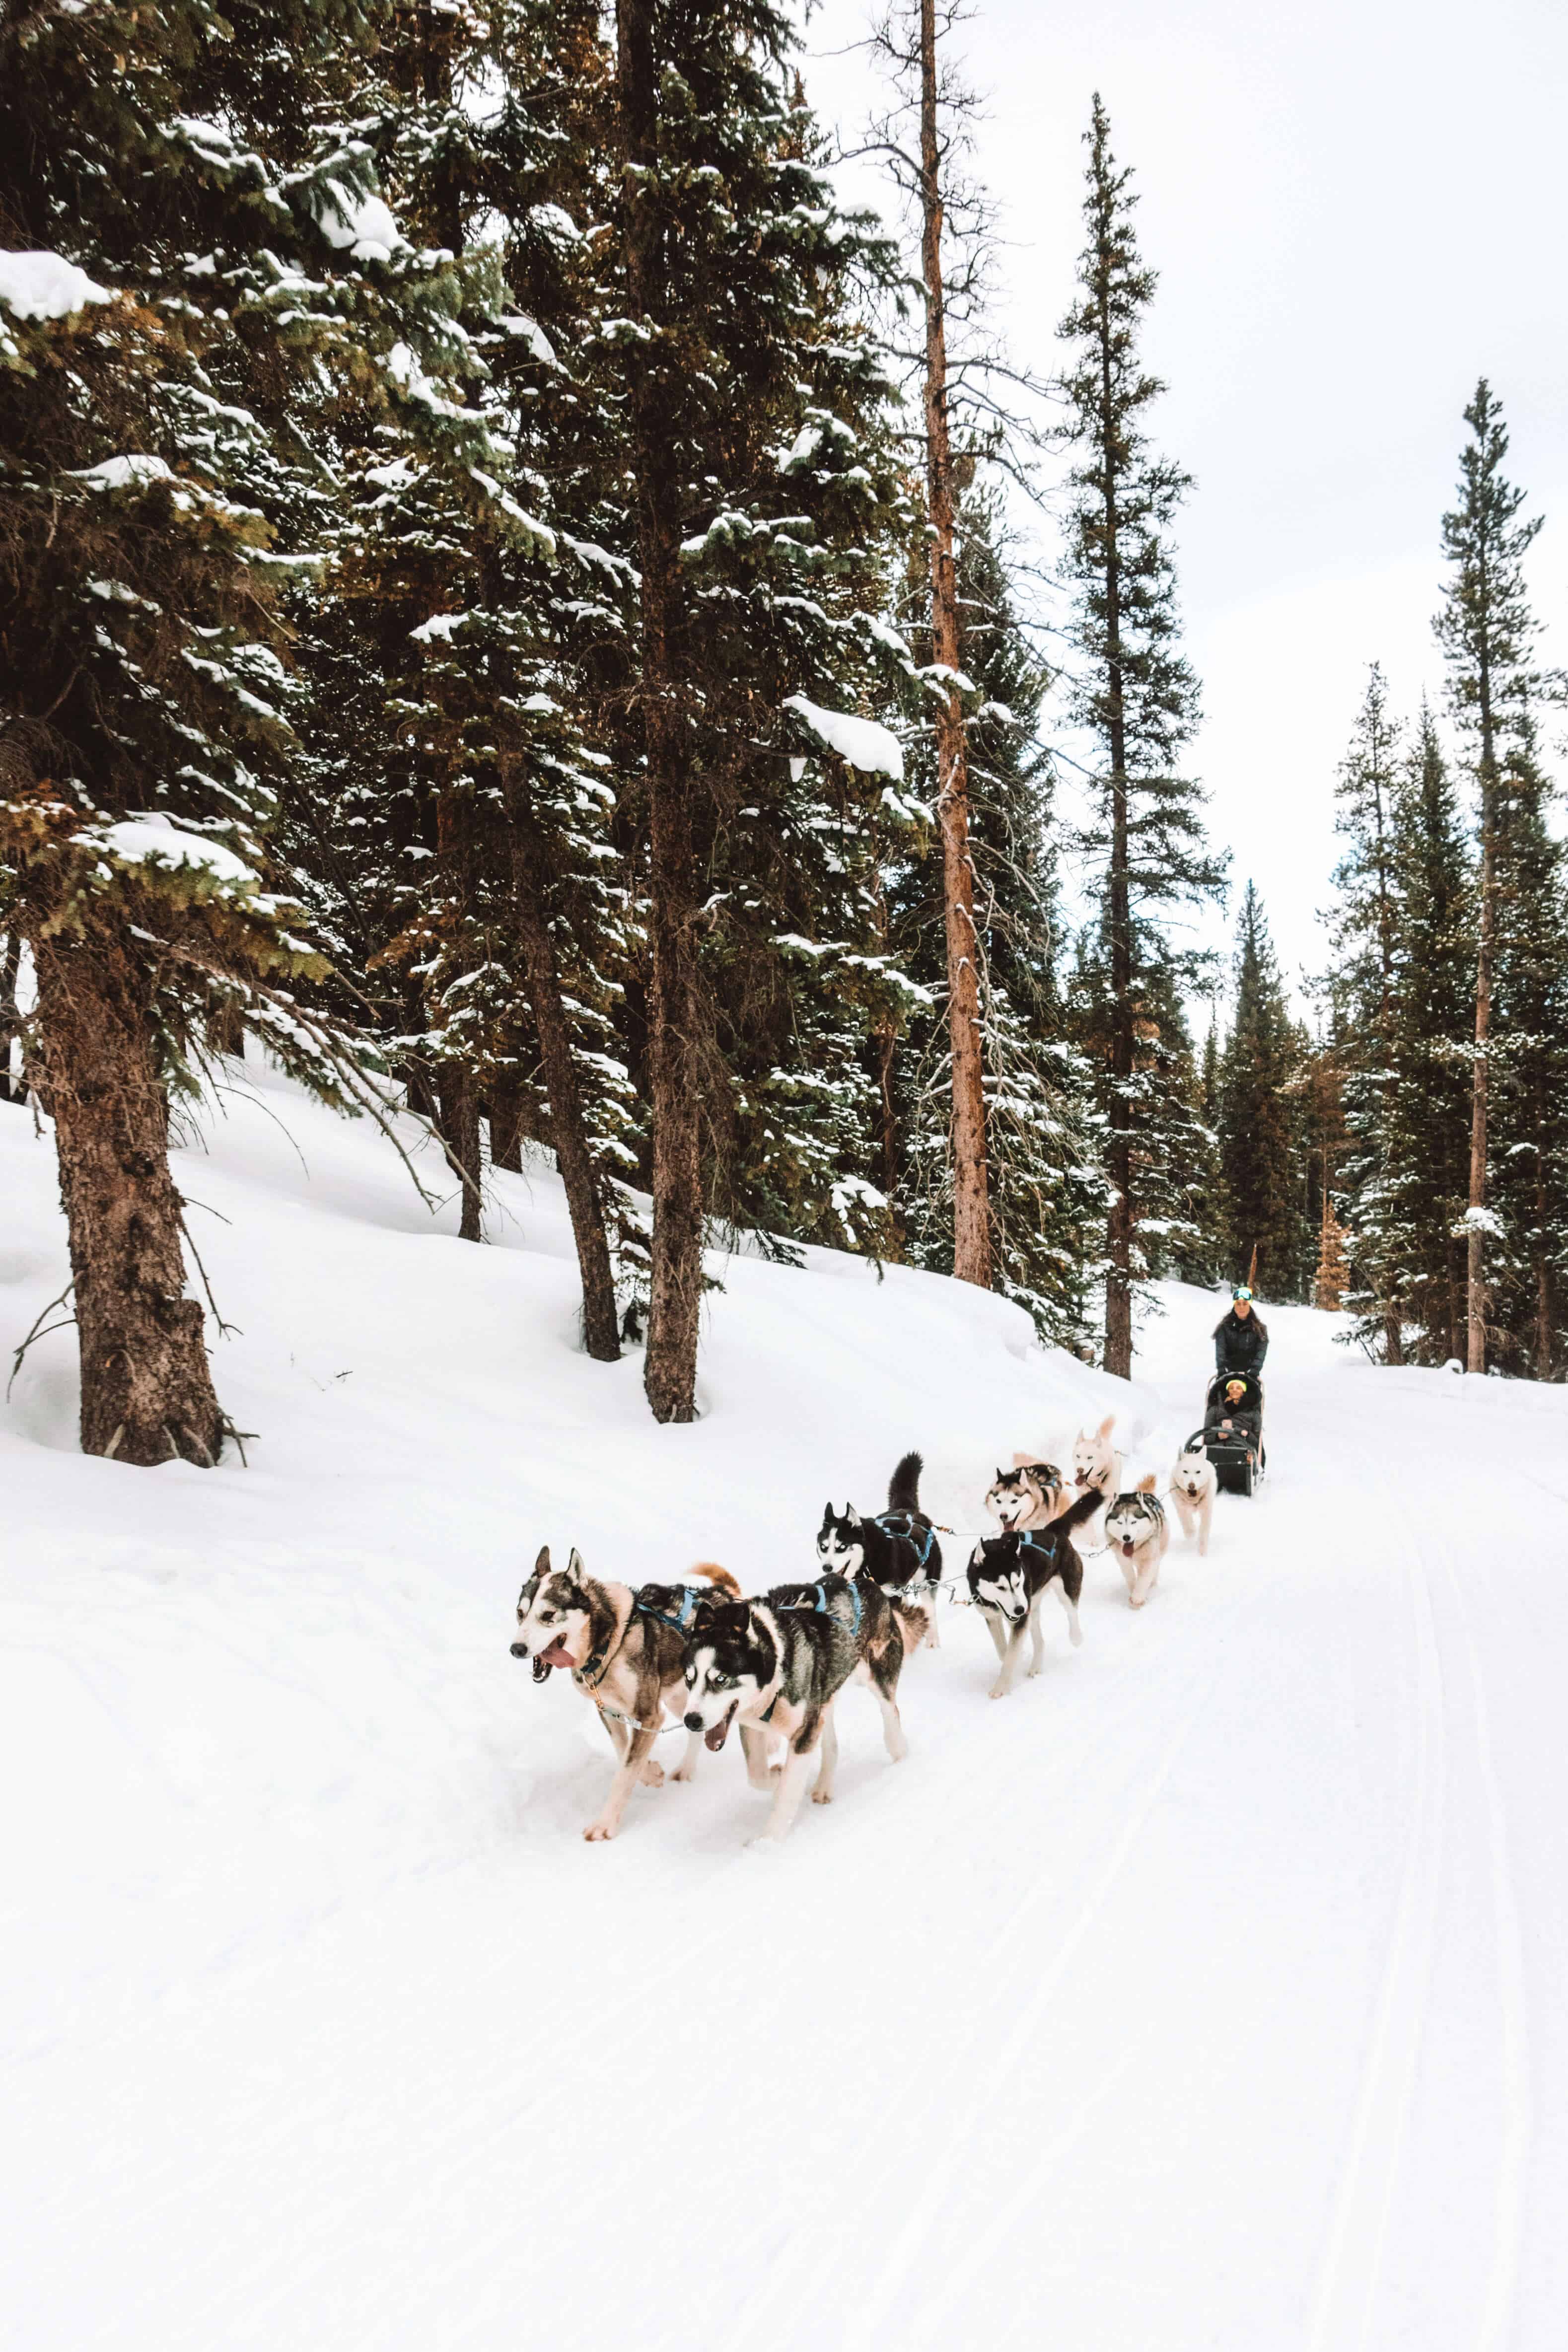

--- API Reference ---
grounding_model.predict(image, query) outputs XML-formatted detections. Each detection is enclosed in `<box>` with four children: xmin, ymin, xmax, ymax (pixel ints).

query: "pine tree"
<box><xmin>0</xmin><ymin>0</ymin><xmax>466</xmax><ymax>1462</ymax></box>
<box><xmin>1325</xmin><ymin>665</ymin><xmax>1406</xmax><ymax>1358</ymax></box>
<box><xmin>1057</xmin><ymin>95</ymin><xmax>1224</xmax><ymax>1372</ymax></box>
<box><xmin>1434</xmin><ymin>380</ymin><xmax>1551</xmax><ymax>1371</ymax></box>
<box><xmin>1219</xmin><ymin>885</ymin><xmax>1308</xmax><ymax>1298</ymax></box>
<box><xmin>1488</xmin><ymin>724</ymin><xmax>1568</xmax><ymax>1376</ymax></box>
<box><xmin>1381</xmin><ymin>705</ymin><xmax>1474</xmax><ymax>1360</ymax></box>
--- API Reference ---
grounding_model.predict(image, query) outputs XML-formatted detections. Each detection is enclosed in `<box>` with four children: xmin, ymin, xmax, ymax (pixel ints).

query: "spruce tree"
<box><xmin>1381</xmin><ymin>706</ymin><xmax>1474</xmax><ymax>1360</ymax></box>
<box><xmin>0</xmin><ymin>0</ymin><xmax>466</xmax><ymax>1462</ymax></box>
<box><xmin>1219</xmin><ymin>885</ymin><xmax>1308</xmax><ymax>1298</ymax></box>
<box><xmin>1325</xmin><ymin>666</ymin><xmax>1406</xmax><ymax>1358</ymax></box>
<box><xmin>1057</xmin><ymin>95</ymin><xmax>1224</xmax><ymax>1372</ymax></box>
<box><xmin>1488</xmin><ymin>724</ymin><xmax>1568</xmax><ymax>1375</ymax></box>
<box><xmin>1434</xmin><ymin>380</ymin><xmax>1551</xmax><ymax>1371</ymax></box>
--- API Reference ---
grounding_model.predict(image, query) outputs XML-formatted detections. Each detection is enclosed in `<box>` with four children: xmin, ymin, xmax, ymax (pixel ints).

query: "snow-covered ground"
<box><xmin>4</xmin><ymin>1063</ymin><xmax>1568</xmax><ymax>2350</ymax></box>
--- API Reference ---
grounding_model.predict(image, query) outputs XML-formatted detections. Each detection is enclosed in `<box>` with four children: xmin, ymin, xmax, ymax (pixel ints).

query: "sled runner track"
<box><xmin>792</xmin><ymin>1655</ymin><xmax>1227</xmax><ymax>2352</ymax></box>
<box><xmin>1305</xmin><ymin>1422</ymin><xmax>1448</xmax><ymax>2352</ymax></box>
<box><xmin>1434</xmin><ymin>1540</ymin><xmax>1531</xmax><ymax>2352</ymax></box>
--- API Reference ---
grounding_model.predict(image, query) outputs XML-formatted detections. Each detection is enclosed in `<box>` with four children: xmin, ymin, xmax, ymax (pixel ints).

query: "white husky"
<box><xmin>1169</xmin><ymin>1439</ymin><xmax>1216</xmax><ymax>1557</ymax></box>
<box><xmin>1070</xmin><ymin>1414</ymin><xmax>1122</xmax><ymax>1536</ymax></box>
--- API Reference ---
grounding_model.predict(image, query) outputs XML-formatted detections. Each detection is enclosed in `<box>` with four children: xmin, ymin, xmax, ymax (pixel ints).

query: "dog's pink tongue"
<box><xmin>704</xmin><ymin>1703</ymin><xmax>737</xmax><ymax>1753</ymax></box>
<box><xmin>540</xmin><ymin>1639</ymin><xmax>574</xmax><ymax>1670</ymax></box>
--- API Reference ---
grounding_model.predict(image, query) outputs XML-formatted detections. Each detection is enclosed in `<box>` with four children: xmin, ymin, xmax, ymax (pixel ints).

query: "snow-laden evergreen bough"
<box><xmin>0</xmin><ymin>0</ymin><xmax>515</xmax><ymax>1461</ymax></box>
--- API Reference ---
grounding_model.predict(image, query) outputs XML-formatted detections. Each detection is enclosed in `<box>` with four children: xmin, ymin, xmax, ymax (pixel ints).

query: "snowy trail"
<box><xmin>5</xmin><ymin>1085</ymin><xmax>1568</xmax><ymax>2348</ymax></box>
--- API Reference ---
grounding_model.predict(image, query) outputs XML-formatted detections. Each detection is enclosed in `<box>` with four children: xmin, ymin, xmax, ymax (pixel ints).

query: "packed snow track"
<box><xmin>3</xmin><ymin>1068</ymin><xmax>1567</xmax><ymax>2350</ymax></box>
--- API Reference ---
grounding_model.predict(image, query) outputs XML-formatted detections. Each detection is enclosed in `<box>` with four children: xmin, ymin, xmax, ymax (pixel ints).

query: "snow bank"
<box><xmin>785</xmin><ymin>691</ymin><xmax>905</xmax><ymax>780</ymax></box>
<box><xmin>9</xmin><ymin>1075</ymin><xmax>1566</xmax><ymax>2348</ymax></box>
<box><xmin>0</xmin><ymin>249</ymin><xmax>112</xmax><ymax>320</ymax></box>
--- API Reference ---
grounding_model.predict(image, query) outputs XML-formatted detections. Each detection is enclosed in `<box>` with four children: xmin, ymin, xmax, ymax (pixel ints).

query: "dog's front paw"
<box><xmin>811</xmin><ymin>1786</ymin><xmax>833</xmax><ymax>1804</ymax></box>
<box><xmin>671</xmin><ymin>1762</ymin><xmax>695</xmax><ymax>1782</ymax></box>
<box><xmin>988</xmin><ymin>1680</ymin><xmax>1012</xmax><ymax>1701</ymax></box>
<box><xmin>583</xmin><ymin>1819</ymin><xmax>618</xmax><ymax>1842</ymax></box>
<box><xmin>640</xmin><ymin>1758</ymin><xmax>665</xmax><ymax>1787</ymax></box>
<box><xmin>1129</xmin><ymin>1592</ymin><xmax>1146</xmax><ymax>1610</ymax></box>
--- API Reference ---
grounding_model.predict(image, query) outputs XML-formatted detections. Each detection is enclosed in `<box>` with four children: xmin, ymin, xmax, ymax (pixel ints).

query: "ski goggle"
<box><xmin>1231</xmin><ymin>1286</ymin><xmax>1253</xmax><ymax>1302</ymax></box>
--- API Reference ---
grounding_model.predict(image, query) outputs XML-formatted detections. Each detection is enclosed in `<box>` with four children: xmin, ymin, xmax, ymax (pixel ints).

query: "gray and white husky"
<box><xmin>681</xmin><ymin>1574</ymin><xmax>912</xmax><ymax>1842</ymax></box>
<box><xmin>1104</xmin><ymin>1476</ymin><xmax>1168</xmax><ymax>1609</ymax></box>
<box><xmin>967</xmin><ymin>1486</ymin><xmax>1099</xmax><ymax>1698</ymax></box>
<box><xmin>1169</xmin><ymin>1437</ymin><xmax>1216</xmax><ymax>1556</ymax></box>
<box><xmin>510</xmin><ymin>1548</ymin><xmax>740</xmax><ymax>1841</ymax></box>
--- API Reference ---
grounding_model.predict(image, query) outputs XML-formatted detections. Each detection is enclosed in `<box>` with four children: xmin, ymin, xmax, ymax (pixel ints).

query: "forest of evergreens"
<box><xmin>2</xmin><ymin>0</ymin><xmax>1564</xmax><ymax>1461</ymax></box>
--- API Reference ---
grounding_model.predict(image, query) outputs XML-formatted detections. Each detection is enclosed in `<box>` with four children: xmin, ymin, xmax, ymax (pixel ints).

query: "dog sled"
<box><xmin>1195</xmin><ymin>1370</ymin><xmax>1265</xmax><ymax>1497</ymax></box>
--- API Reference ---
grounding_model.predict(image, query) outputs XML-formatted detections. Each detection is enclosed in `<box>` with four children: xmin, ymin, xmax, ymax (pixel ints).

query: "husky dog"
<box><xmin>816</xmin><ymin>1449</ymin><xmax>943</xmax><ymax>1646</ymax></box>
<box><xmin>511</xmin><ymin>1548</ymin><xmax>740</xmax><ymax>1842</ymax></box>
<box><xmin>967</xmin><ymin>1487</ymin><xmax>1099</xmax><ymax>1698</ymax></box>
<box><xmin>985</xmin><ymin>1455</ymin><xmax>1068</xmax><ymax>1533</ymax></box>
<box><xmin>1169</xmin><ymin>1437</ymin><xmax>1216</xmax><ymax>1557</ymax></box>
<box><xmin>1104</xmin><ymin>1476</ymin><xmax>1168</xmax><ymax>1609</ymax></box>
<box><xmin>1071</xmin><ymin>1413</ymin><xmax>1122</xmax><ymax>1504</ymax></box>
<box><xmin>681</xmin><ymin>1575</ymin><xmax>910</xmax><ymax>1842</ymax></box>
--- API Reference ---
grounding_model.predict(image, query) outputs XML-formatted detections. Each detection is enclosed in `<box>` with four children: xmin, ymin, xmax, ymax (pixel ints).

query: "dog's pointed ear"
<box><xmin>566</xmin><ymin>1546</ymin><xmax>585</xmax><ymax>1579</ymax></box>
<box><xmin>1138</xmin><ymin>1472</ymin><xmax>1156</xmax><ymax>1493</ymax></box>
<box><xmin>996</xmin><ymin>1466</ymin><xmax>1007</xmax><ymax>1484</ymax></box>
<box><xmin>533</xmin><ymin>1544</ymin><xmax>551</xmax><ymax>1575</ymax></box>
<box><xmin>1097</xmin><ymin>1414</ymin><xmax>1116</xmax><ymax>1442</ymax></box>
<box><xmin>970</xmin><ymin>1541</ymin><xmax>986</xmax><ymax>1567</ymax></box>
<box><xmin>820</xmin><ymin>1501</ymin><xmax>834</xmax><ymax>1526</ymax></box>
<box><xmin>846</xmin><ymin>1504</ymin><xmax>862</xmax><ymax>1526</ymax></box>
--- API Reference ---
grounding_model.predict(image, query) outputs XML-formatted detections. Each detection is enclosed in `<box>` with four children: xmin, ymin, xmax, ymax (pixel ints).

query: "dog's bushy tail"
<box><xmin>1058</xmin><ymin>1487</ymin><xmax>1105</xmax><ymax>1538</ymax></box>
<box><xmin>887</xmin><ymin>1449</ymin><xmax>923</xmax><ymax>1513</ymax></box>
<box><xmin>691</xmin><ymin>1561</ymin><xmax>741</xmax><ymax>1598</ymax></box>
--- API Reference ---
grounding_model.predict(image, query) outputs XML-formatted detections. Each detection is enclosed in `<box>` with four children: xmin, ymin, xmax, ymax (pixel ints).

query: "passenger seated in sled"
<box><xmin>1205</xmin><ymin>1371</ymin><xmax>1261</xmax><ymax>1446</ymax></box>
<box><xmin>1201</xmin><ymin>1370</ymin><xmax>1265</xmax><ymax>1494</ymax></box>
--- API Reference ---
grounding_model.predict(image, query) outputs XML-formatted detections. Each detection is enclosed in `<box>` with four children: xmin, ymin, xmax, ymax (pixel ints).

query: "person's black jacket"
<box><xmin>1213</xmin><ymin>1307</ymin><xmax>1268</xmax><ymax>1376</ymax></box>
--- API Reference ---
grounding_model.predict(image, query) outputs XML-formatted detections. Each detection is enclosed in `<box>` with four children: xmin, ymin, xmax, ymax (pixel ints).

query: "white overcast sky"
<box><xmin>795</xmin><ymin>0</ymin><xmax>1568</xmax><ymax>1013</ymax></box>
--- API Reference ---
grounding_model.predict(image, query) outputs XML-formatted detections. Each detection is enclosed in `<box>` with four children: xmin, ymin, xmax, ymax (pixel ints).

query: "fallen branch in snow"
<box><xmin>6</xmin><ymin>1281</ymin><xmax>76</xmax><ymax>1399</ymax></box>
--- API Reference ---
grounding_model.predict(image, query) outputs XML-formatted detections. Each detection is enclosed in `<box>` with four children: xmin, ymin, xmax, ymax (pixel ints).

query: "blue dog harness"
<box><xmin>634</xmin><ymin>1584</ymin><xmax>707</xmax><ymax>1636</ymax></box>
<box><xmin>779</xmin><ymin>1578</ymin><xmax>864</xmax><ymax>1639</ymax></box>
<box><xmin>874</xmin><ymin>1511</ymin><xmax>937</xmax><ymax>1572</ymax></box>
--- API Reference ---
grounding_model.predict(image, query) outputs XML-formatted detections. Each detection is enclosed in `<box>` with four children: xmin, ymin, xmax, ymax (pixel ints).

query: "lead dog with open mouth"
<box><xmin>1104</xmin><ymin>1476</ymin><xmax>1168</xmax><ymax>1609</ymax></box>
<box><xmin>681</xmin><ymin>1573</ymin><xmax>911</xmax><ymax>1843</ymax></box>
<box><xmin>510</xmin><ymin>1548</ymin><xmax>740</xmax><ymax>1841</ymax></box>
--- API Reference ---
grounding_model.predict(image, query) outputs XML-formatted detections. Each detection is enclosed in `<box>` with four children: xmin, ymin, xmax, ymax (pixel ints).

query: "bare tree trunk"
<box><xmin>876</xmin><ymin>1019</ymin><xmax>900</xmax><ymax>1211</ymax></box>
<box><xmin>619</xmin><ymin>0</ymin><xmax>705</xmax><ymax>1421</ymax></box>
<box><xmin>32</xmin><ymin>928</ymin><xmax>223</xmax><ymax>1466</ymax></box>
<box><xmin>489</xmin><ymin>1079</ymin><xmax>524</xmax><ymax>1173</ymax></box>
<box><xmin>439</xmin><ymin>1066</ymin><xmax>483</xmax><ymax>1241</ymax></box>
<box><xmin>511</xmin><ymin>838</ymin><xmax>620</xmax><ymax>1363</ymax></box>
<box><xmin>919</xmin><ymin>0</ymin><xmax>990</xmax><ymax>1291</ymax></box>
<box><xmin>0</xmin><ymin>930</ymin><xmax>20</xmax><ymax>1104</ymax></box>
<box><xmin>1535</xmin><ymin>1098</ymin><xmax>1552</xmax><ymax>1380</ymax></box>
<box><xmin>1467</xmin><ymin>727</ymin><xmax>1496</xmax><ymax>1373</ymax></box>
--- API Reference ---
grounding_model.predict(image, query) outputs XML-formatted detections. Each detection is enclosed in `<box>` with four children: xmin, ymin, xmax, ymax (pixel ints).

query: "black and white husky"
<box><xmin>1104</xmin><ymin>1476</ymin><xmax>1169</xmax><ymax>1609</ymax></box>
<box><xmin>816</xmin><ymin>1449</ymin><xmax>943</xmax><ymax>1644</ymax></box>
<box><xmin>966</xmin><ymin>1486</ymin><xmax>1099</xmax><ymax>1698</ymax></box>
<box><xmin>681</xmin><ymin>1574</ymin><xmax>910</xmax><ymax>1842</ymax></box>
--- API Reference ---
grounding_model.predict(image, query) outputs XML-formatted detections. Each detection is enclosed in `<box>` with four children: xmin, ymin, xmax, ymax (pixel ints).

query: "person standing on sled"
<box><xmin>1213</xmin><ymin>1285</ymin><xmax>1268</xmax><ymax>1377</ymax></box>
